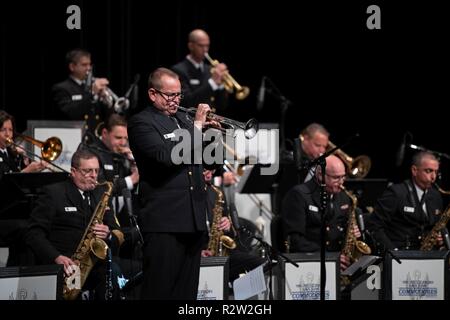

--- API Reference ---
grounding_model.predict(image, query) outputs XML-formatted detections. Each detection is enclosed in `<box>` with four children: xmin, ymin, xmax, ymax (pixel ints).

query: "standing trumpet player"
<box><xmin>52</xmin><ymin>49</ymin><xmax>112</xmax><ymax>135</ymax></box>
<box><xmin>172</xmin><ymin>29</ymin><xmax>229</xmax><ymax>112</ymax></box>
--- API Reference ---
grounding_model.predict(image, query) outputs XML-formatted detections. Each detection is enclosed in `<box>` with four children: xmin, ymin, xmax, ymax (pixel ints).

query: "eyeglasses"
<box><xmin>75</xmin><ymin>167</ymin><xmax>100</xmax><ymax>175</ymax></box>
<box><xmin>154</xmin><ymin>89</ymin><xmax>184</xmax><ymax>102</ymax></box>
<box><xmin>326</xmin><ymin>173</ymin><xmax>346</xmax><ymax>181</ymax></box>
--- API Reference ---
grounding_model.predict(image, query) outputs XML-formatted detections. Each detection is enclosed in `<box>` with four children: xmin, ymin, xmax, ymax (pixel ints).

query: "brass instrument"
<box><xmin>340</xmin><ymin>186</ymin><xmax>372</xmax><ymax>262</ymax></box>
<box><xmin>177</xmin><ymin>106</ymin><xmax>258</xmax><ymax>139</ymax></box>
<box><xmin>420</xmin><ymin>184</ymin><xmax>450</xmax><ymax>251</ymax></box>
<box><xmin>101</xmin><ymin>86</ymin><xmax>130</xmax><ymax>114</ymax></box>
<box><xmin>327</xmin><ymin>140</ymin><xmax>371</xmax><ymax>179</ymax></box>
<box><xmin>87</xmin><ymin>70</ymin><xmax>130</xmax><ymax>114</ymax></box>
<box><xmin>63</xmin><ymin>181</ymin><xmax>113</xmax><ymax>300</ymax></box>
<box><xmin>207</xmin><ymin>184</ymin><xmax>237</xmax><ymax>256</ymax></box>
<box><xmin>6</xmin><ymin>135</ymin><xmax>62</xmax><ymax>162</ymax></box>
<box><xmin>204</xmin><ymin>52</ymin><xmax>250</xmax><ymax>100</ymax></box>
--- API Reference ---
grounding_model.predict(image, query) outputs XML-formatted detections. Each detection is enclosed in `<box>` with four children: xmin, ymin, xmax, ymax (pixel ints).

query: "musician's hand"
<box><xmin>211</xmin><ymin>63</ymin><xmax>228</xmax><ymax>86</ymax></box>
<box><xmin>194</xmin><ymin>104</ymin><xmax>211</xmax><ymax>129</ymax></box>
<box><xmin>340</xmin><ymin>254</ymin><xmax>351</xmax><ymax>272</ymax></box>
<box><xmin>352</xmin><ymin>225</ymin><xmax>361</xmax><ymax>238</ymax></box>
<box><xmin>93</xmin><ymin>223</ymin><xmax>110</xmax><ymax>240</ymax></box>
<box><xmin>437</xmin><ymin>233</ymin><xmax>444</xmax><ymax>246</ymax></box>
<box><xmin>201</xmin><ymin>250</ymin><xmax>213</xmax><ymax>257</ymax></box>
<box><xmin>21</xmin><ymin>160</ymin><xmax>47</xmax><ymax>173</ymax></box>
<box><xmin>223</xmin><ymin>171</ymin><xmax>237</xmax><ymax>186</ymax></box>
<box><xmin>92</xmin><ymin>78</ymin><xmax>109</xmax><ymax>96</ymax></box>
<box><xmin>55</xmin><ymin>255</ymin><xmax>78</xmax><ymax>276</ymax></box>
<box><xmin>218</xmin><ymin>216</ymin><xmax>231</xmax><ymax>232</ymax></box>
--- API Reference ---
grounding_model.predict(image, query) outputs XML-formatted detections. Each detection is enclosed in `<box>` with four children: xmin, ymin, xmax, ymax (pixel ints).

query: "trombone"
<box><xmin>177</xmin><ymin>106</ymin><xmax>258</xmax><ymax>139</ymax></box>
<box><xmin>327</xmin><ymin>140</ymin><xmax>371</xmax><ymax>179</ymax></box>
<box><xmin>6</xmin><ymin>134</ymin><xmax>66</xmax><ymax>172</ymax></box>
<box><xmin>204</xmin><ymin>53</ymin><xmax>250</xmax><ymax>100</ymax></box>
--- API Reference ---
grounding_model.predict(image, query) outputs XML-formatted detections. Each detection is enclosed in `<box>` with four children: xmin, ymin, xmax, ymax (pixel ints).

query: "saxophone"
<box><xmin>63</xmin><ymin>181</ymin><xmax>113</xmax><ymax>300</ymax></box>
<box><xmin>207</xmin><ymin>184</ymin><xmax>236</xmax><ymax>256</ymax></box>
<box><xmin>340</xmin><ymin>186</ymin><xmax>372</xmax><ymax>262</ymax></box>
<box><xmin>420</xmin><ymin>184</ymin><xmax>450</xmax><ymax>251</ymax></box>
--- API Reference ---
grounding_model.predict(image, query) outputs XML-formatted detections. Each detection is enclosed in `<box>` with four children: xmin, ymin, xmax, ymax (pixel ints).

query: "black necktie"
<box><xmin>420</xmin><ymin>191</ymin><xmax>428</xmax><ymax>220</ymax></box>
<box><xmin>170</xmin><ymin>116</ymin><xmax>181</xmax><ymax>129</ymax></box>
<box><xmin>82</xmin><ymin>191</ymin><xmax>92</xmax><ymax>214</ymax></box>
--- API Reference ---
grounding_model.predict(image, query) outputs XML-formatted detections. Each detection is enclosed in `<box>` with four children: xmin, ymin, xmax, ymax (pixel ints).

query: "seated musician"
<box><xmin>0</xmin><ymin>109</ymin><xmax>48</xmax><ymax>266</ymax></box>
<box><xmin>25</xmin><ymin>149</ymin><xmax>124</xmax><ymax>300</ymax></box>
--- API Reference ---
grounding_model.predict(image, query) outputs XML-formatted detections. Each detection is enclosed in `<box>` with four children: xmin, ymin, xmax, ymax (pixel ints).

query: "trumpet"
<box><xmin>101</xmin><ymin>87</ymin><xmax>130</xmax><ymax>114</ymax></box>
<box><xmin>86</xmin><ymin>70</ymin><xmax>130</xmax><ymax>114</ymax></box>
<box><xmin>177</xmin><ymin>106</ymin><xmax>258</xmax><ymax>139</ymax></box>
<box><xmin>204</xmin><ymin>53</ymin><xmax>250</xmax><ymax>100</ymax></box>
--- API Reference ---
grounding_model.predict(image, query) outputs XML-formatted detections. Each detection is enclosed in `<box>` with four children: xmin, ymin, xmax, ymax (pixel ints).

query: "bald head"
<box><xmin>189</xmin><ymin>29</ymin><xmax>209</xmax><ymax>43</ymax></box>
<box><xmin>316</xmin><ymin>155</ymin><xmax>346</xmax><ymax>194</ymax></box>
<box><xmin>326</xmin><ymin>155</ymin><xmax>345</xmax><ymax>174</ymax></box>
<box><xmin>187</xmin><ymin>29</ymin><xmax>210</xmax><ymax>63</ymax></box>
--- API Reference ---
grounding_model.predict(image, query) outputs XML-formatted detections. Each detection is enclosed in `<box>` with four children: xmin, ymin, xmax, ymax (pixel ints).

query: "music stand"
<box><xmin>236</xmin><ymin>164</ymin><xmax>279</xmax><ymax>194</ymax></box>
<box><xmin>0</xmin><ymin>172</ymin><xmax>69</xmax><ymax>219</ymax></box>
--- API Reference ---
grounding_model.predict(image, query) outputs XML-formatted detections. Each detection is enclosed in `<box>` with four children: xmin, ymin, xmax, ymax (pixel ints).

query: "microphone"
<box><xmin>356</xmin><ymin>208</ymin><xmax>366</xmax><ymax>241</ymax></box>
<box><xmin>395</xmin><ymin>135</ymin><xmax>407</xmax><ymax>167</ymax></box>
<box><xmin>293</xmin><ymin>138</ymin><xmax>302</xmax><ymax>170</ymax></box>
<box><xmin>256</xmin><ymin>76</ymin><xmax>266</xmax><ymax>111</ymax></box>
<box><xmin>122</xmin><ymin>188</ymin><xmax>133</xmax><ymax>217</ymax></box>
<box><xmin>443</xmin><ymin>228</ymin><xmax>450</xmax><ymax>250</ymax></box>
<box><xmin>124</xmin><ymin>74</ymin><xmax>140</xmax><ymax>99</ymax></box>
<box><xmin>85</xmin><ymin>69</ymin><xmax>93</xmax><ymax>94</ymax></box>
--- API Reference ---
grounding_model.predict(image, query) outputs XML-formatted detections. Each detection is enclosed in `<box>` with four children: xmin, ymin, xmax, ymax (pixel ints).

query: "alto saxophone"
<box><xmin>340</xmin><ymin>186</ymin><xmax>372</xmax><ymax>263</ymax></box>
<box><xmin>420</xmin><ymin>184</ymin><xmax>450</xmax><ymax>251</ymax></box>
<box><xmin>63</xmin><ymin>181</ymin><xmax>113</xmax><ymax>300</ymax></box>
<box><xmin>207</xmin><ymin>184</ymin><xmax>236</xmax><ymax>256</ymax></box>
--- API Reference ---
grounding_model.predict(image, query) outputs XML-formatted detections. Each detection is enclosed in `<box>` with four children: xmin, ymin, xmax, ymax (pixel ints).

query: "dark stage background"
<box><xmin>1</xmin><ymin>1</ymin><xmax>449</xmax><ymax>185</ymax></box>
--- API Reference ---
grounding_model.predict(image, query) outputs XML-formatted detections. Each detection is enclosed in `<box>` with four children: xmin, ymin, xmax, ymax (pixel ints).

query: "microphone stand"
<box><xmin>408</xmin><ymin>144</ymin><xmax>450</xmax><ymax>161</ymax></box>
<box><xmin>240</xmin><ymin>227</ymin><xmax>299</xmax><ymax>300</ymax></box>
<box><xmin>263</xmin><ymin>77</ymin><xmax>292</xmax><ymax>162</ymax></box>
<box><xmin>302</xmin><ymin>134</ymin><xmax>360</xmax><ymax>300</ymax></box>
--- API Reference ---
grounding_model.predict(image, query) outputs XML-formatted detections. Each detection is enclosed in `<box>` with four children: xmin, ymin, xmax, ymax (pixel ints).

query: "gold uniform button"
<box><xmin>84</xmin><ymin>114</ymin><xmax>89</xmax><ymax>120</ymax></box>
<box><xmin>95</xmin><ymin>115</ymin><xmax>100</xmax><ymax>120</ymax></box>
<box><xmin>326</xmin><ymin>241</ymin><xmax>330</xmax><ymax>246</ymax></box>
<box><xmin>190</xmin><ymin>186</ymin><xmax>194</xmax><ymax>191</ymax></box>
<box><xmin>210</xmin><ymin>96</ymin><xmax>215</xmax><ymax>102</ymax></box>
<box><xmin>188</xmin><ymin>171</ymin><xmax>192</xmax><ymax>176</ymax></box>
<box><xmin>326</xmin><ymin>226</ymin><xmax>330</xmax><ymax>232</ymax></box>
<box><xmin>84</xmin><ymin>125</ymin><xmax>89</xmax><ymax>129</ymax></box>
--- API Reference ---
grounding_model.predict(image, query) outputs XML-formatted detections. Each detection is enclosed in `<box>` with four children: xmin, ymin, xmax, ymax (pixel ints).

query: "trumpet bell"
<box><xmin>243</xmin><ymin>118</ymin><xmax>258</xmax><ymax>139</ymax></box>
<box><xmin>235</xmin><ymin>86</ymin><xmax>250</xmax><ymax>100</ymax></box>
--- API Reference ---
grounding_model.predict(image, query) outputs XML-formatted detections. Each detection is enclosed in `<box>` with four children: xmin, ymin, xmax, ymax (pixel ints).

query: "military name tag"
<box><xmin>403</xmin><ymin>206</ymin><xmax>415</xmax><ymax>213</ymax></box>
<box><xmin>189</xmin><ymin>79</ymin><xmax>200</xmax><ymax>85</ymax></box>
<box><xmin>164</xmin><ymin>132</ymin><xmax>176</xmax><ymax>139</ymax></box>
<box><xmin>308</xmin><ymin>205</ymin><xmax>319</xmax><ymax>212</ymax></box>
<box><xmin>104</xmin><ymin>164</ymin><xmax>114</xmax><ymax>170</ymax></box>
<box><xmin>71</xmin><ymin>94</ymin><xmax>82</xmax><ymax>101</ymax></box>
<box><xmin>65</xmin><ymin>207</ymin><xmax>77</xmax><ymax>212</ymax></box>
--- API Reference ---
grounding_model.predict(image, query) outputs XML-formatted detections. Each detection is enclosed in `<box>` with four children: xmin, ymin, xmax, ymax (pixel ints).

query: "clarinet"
<box><xmin>105</xmin><ymin>248</ymin><xmax>113</xmax><ymax>300</ymax></box>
